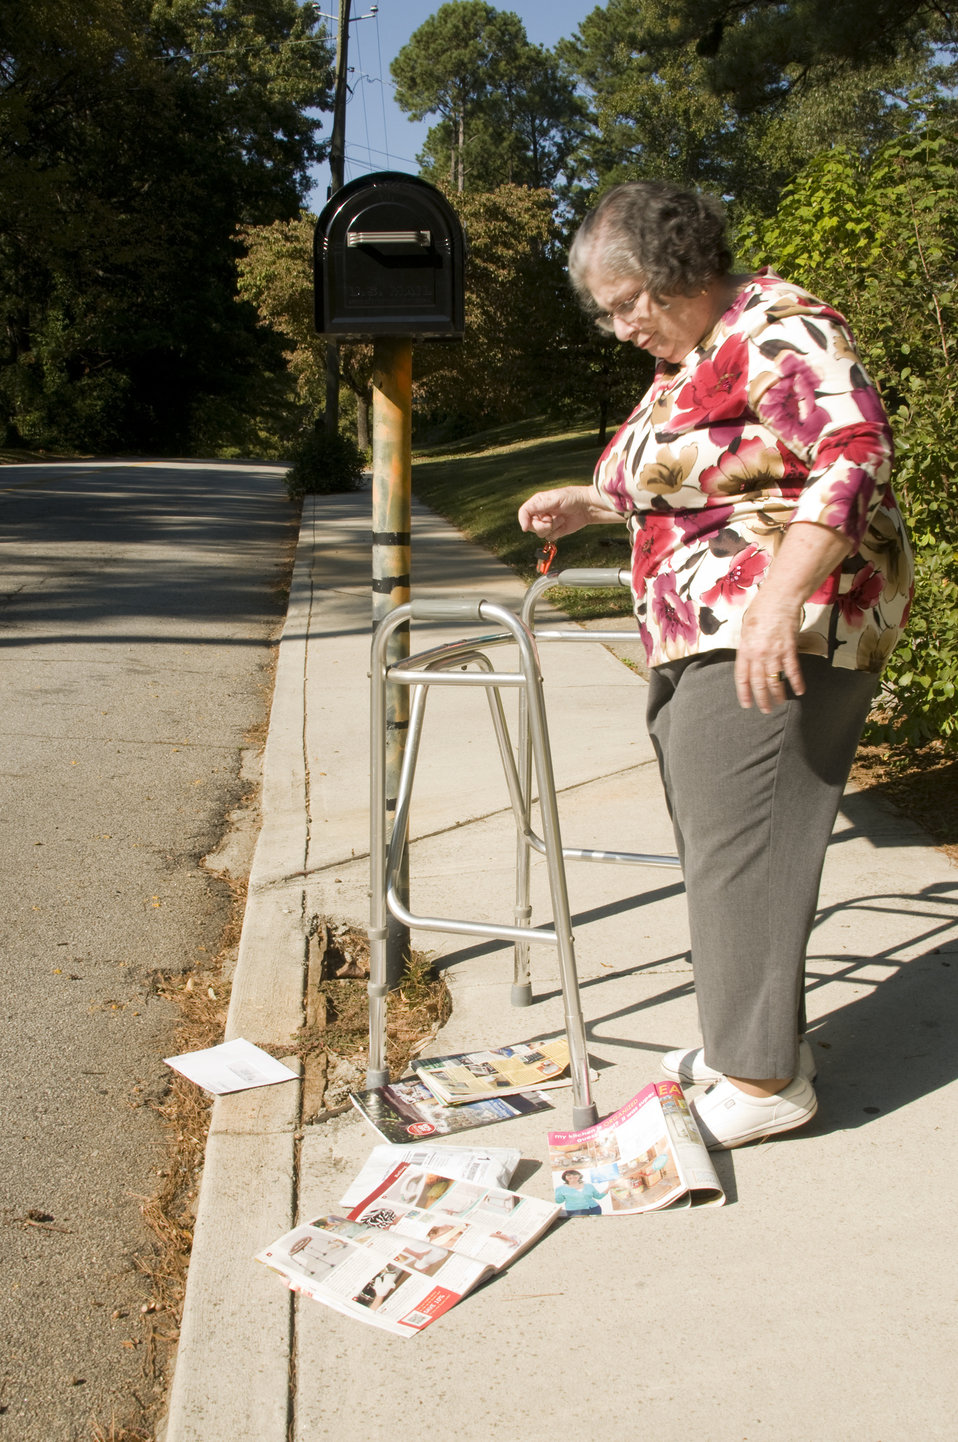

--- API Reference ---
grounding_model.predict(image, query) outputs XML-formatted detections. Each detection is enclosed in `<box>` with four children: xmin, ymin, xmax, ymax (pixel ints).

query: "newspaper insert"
<box><xmin>548</xmin><ymin>1081</ymin><xmax>725</xmax><ymax>1215</ymax></box>
<box><xmin>256</xmin><ymin>1212</ymin><xmax>488</xmax><ymax>1337</ymax></box>
<box><xmin>258</xmin><ymin>1145</ymin><xmax>558</xmax><ymax>1337</ymax></box>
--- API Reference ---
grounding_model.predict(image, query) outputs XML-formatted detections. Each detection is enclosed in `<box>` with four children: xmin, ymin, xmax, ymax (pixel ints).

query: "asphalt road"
<box><xmin>0</xmin><ymin>460</ymin><xmax>295</xmax><ymax>1439</ymax></box>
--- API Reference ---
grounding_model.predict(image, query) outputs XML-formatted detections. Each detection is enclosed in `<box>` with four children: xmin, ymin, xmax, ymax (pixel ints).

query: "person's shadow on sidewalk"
<box><xmin>803</xmin><ymin>879</ymin><xmax>958</xmax><ymax>1129</ymax></box>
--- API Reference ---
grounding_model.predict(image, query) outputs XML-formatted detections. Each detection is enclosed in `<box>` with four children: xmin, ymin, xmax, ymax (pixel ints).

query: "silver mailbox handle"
<box><xmin>346</xmin><ymin>229</ymin><xmax>432</xmax><ymax>247</ymax></box>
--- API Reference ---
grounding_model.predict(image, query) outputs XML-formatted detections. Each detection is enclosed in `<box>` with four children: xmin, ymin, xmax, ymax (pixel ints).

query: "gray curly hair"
<box><xmin>569</xmin><ymin>181</ymin><xmax>732</xmax><ymax>331</ymax></box>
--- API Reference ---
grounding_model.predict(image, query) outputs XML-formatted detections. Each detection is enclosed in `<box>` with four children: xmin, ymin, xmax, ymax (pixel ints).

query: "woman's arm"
<box><xmin>735</xmin><ymin>521</ymin><xmax>852</xmax><ymax>713</ymax></box>
<box><xmin>518</xmin><ymin>484</ymin><xmax>625</xmax><ymax>541</ymax></box>
<box><xmin>739</xmin><ymin>300</ymin><xmax>893</xmax><ymax>712</ymax></box>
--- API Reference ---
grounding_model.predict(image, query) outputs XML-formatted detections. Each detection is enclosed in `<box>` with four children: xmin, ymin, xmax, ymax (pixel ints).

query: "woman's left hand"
<box><xmin>735</xmin><ymin>521</ymin><xmax>852</xmax><ymax>713</ymax></box>
<box><xmin>735</xmin><ymin>590</ymin><xmax>805</xmax><ymax>713</ymax></box>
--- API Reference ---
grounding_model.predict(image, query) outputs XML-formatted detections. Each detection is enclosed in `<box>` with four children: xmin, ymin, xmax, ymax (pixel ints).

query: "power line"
<box><xmin>351</xmin><ymin>21</ymin><xmax>374</xmax><ymax>173</ymax></box>
<box><xmin>374</xmin><ymin>12</ymin><xmax>391</xmax><ymax>169</ymax></box>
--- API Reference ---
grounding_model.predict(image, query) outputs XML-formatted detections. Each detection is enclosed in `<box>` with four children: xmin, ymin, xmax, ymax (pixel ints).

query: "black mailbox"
<box><xmin>315</xmin><ymin>171</ymin><xmax>465</xmax><ymax>339</ymax></box>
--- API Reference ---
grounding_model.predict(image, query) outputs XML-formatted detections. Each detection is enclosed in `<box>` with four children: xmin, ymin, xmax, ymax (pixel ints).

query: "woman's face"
<box><xmin>587</xmin><ymin>269</ymin><xmax>725</xmax><ymax>365</ymax></box>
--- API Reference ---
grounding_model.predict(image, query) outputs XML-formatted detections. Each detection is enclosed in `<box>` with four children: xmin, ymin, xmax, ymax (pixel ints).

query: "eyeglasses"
<box><xmin>593</xmin><ymin>284</ymin><xmax>648</xmax><ymax>328</ymax></box>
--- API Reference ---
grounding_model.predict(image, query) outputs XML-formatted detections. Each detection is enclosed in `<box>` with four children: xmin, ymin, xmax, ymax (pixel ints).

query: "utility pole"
<box><xmin>311</xmin><ymin>2</ymin><xmax>379</xmax><ymax>438</ymax></box>
<box><xmin>328</xmin><ymin>0</ymin><xmax>351</xmax><ymax>195</ymax></box>
<box><xmin>324</xmin><ymin>0</ymin><xmax>351</xmax><ymax>437</ymax></box>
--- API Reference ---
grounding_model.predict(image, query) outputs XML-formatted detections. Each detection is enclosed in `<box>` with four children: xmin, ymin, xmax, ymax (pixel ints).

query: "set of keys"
<box><xmin>535</xmin><ymin>540</ymin><xmax>557</xmax><ymax>575</ymax></box>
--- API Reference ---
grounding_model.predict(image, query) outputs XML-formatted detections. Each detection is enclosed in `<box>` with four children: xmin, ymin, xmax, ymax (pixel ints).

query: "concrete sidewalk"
<box><xmin>163</xmin><ymin>491</ymin><xmax>958</xmax><ymax>1442</ymax></box>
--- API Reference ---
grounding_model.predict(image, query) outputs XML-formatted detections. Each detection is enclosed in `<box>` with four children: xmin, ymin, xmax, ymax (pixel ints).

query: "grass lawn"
<box><xmin>410</xmin><ymin>418</ymin><xmax>634</xmax><ymax>620</ymax></box>
<box><xmin>0</xmin><ymin>447</ymin><xmax>77</xmax><ymax>463</ymax></box>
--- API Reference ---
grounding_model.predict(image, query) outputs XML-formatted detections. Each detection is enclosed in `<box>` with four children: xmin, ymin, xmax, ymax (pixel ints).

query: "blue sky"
<box><xmin>307</xmin><ymin>0</ymin><xmax>597</xmax><ymax>205</ymax></box>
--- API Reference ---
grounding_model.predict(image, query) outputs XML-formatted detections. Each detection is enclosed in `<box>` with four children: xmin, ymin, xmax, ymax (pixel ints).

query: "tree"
<box><xmin>503</xmin><ymin>44</ymin><xmax>587</xmax><ymax>192</ymax></box>
<box><xmin>643</xmin><ymin>0</ymin><xmax>957</xmax><ymax>113</ymax></box>
<box><xmin>0</xmin><ymin>0</ymin><xmax>334</xmax><ymax>453</ymax></box>
<box><xmin>560</xmin><ymin>0</ymin><xmax>939</xmax><ymax>215</ymax></box>
<box><xmin>413</xmin><ymin>184</ymin><xmax>648</xmax><ymax>435</ymax></box>
<box><xmin>391</xmin><ymin>2</ymin><xmax>584</xmax><ymax>192</ymax></box>
<box><xmin>411</xmin><ymin>186</ymin><xmax>561</xmax><ymax>425</ymax></box>
<box><xmin>235</xmin><ymin>214</ymin><xmax>322</xmax><ymax>437</ymax></box>
<box><xmin>149</xmin><ymin>0</ymin><xmax>334</xmax><ymax>220</ymax></box>
<box><xmin>560</xmin><ymin>0</ymin><xmax>742</xmax><ymax>200</ymax></box>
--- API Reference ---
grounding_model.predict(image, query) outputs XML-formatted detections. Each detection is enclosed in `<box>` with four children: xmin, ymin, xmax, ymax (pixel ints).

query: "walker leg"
<box><xmin>367</xmin><ymin>631</ymin><xmax>390</xmax><ymax>1087</ymax></box>
<box><xmin>520</xmin><ymin>641</ymin><xmax>597</xmax><ymax>1127</ymax></box>
<box><xmin>512</xmin><ymin>675</ymin><xmax>534</xmax><ymax>1006</ymax></box>
<box><xmin>511</xmin><ymin>861</ymin><xmax>533</xmax><ymax>1006</ymax></box>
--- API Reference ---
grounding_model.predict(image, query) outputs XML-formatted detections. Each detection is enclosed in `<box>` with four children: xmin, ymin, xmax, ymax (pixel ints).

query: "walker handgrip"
<box><xmin>410</xmin><ymin>596</ymin><xmax>487</xmax><ymax>621</ymax></box>
<box><xmin>554</xmin><ymin>568</ymin><xmax>630</xmax><ymax>588</ymax></box>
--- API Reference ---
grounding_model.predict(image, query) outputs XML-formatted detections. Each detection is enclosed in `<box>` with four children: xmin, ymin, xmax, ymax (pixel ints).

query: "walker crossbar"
<box><xmin>523</xmin><ymin>568</ymin><xmax>636</xmax><ymax>644</ymax></box>
<box><xmin>368</xmin><ymin>597</ymin><xmax>598</xmax><ymax>1128</ymax></box>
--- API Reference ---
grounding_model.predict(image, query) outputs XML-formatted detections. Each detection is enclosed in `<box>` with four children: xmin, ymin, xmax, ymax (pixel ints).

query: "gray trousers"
<box><xmin>646</xmin><ymin>652</ymin><xmax>877</xmax><ymax>1080</ymax></box>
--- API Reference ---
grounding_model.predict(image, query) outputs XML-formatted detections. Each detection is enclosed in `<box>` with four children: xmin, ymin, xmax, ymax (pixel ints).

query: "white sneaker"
<box><xmin>661</xmin><ymin>1037</ymin><xmax>817</xmax><ymax>1086</ymax></box>
<box><xmin>690</xmin><ymin>1075</ymin><xmax>818</xmax><ymax>1150</ymax></box>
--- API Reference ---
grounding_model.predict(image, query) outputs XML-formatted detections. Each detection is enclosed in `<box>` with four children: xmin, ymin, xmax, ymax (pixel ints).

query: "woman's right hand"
<box><xmin>517</xmin><ymin>485</ymin><xmax>620</xmax><ymax>540</ymax></box>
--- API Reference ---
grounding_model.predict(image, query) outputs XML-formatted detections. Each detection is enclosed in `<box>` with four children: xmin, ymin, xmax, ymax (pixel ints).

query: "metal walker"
<box><xmin>367</xmin><ymin>568</ymin><xmax>681</xmax><ymax>1131</ymax></box>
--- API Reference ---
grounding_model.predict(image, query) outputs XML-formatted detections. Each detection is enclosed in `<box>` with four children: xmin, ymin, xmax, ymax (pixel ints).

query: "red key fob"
<box><xmin>536</xmin><ymin>541</ymin><xmax>557</xmax><ymax>575</ymax></box>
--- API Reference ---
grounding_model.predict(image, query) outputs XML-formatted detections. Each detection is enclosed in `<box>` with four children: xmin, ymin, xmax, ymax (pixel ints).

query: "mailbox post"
<box><xmin>370</xmin><ymin>335</ymin><xmax>412</xmax><ymax>991</ymax></box>
<box><xmin>315</xmin><ymin>173</ymin><xmax>465</xmax><ymax>989</ymax></box>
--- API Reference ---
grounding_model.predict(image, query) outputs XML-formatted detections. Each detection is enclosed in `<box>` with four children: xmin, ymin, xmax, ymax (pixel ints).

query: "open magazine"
<box><xmin>412</xmin><ymin>1038</ymin><xmax>572</xmax><ymax>1104</ymax></box>
<box><xmin>351</xmin><ymin>1077</ymin><xmax>554</xmax><ymax>1143</ymax></box>
<box><xmin>548</xmin><ymin>1081</ymin><xmax>725</xmax><ymax>1215</ymax></box>
<box><xmin>257</xmin><ymin>1144</ymin><xmax>559</xmax><ymax>1337</ymax></box>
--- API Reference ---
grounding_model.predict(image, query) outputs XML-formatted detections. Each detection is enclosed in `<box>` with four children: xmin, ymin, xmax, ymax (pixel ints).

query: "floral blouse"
<box><xmin>593</xmin><ymin>269</ymin><xmax>914</xmax><ymax>673</ymax></box>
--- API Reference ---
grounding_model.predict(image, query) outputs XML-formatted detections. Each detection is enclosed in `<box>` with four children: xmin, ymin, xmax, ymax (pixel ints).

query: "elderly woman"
<box><xmin>519</xmin><ymin>181</ymin><xmax>913</xmax><ymax>1150</ymax></box>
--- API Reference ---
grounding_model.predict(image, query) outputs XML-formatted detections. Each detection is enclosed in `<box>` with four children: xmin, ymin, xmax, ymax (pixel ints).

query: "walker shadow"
<box><xmin>841</xmin><ymin>773</ymin><xmax>958</xmax><ymax>851</ymax></box>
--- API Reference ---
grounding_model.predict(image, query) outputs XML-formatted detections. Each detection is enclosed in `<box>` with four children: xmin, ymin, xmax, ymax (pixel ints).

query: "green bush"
<box><xmin>867</xmin><ymin>540</ymin><xmax>958</xmax><ymax>747</ymax></box>
<box><xmin>284</xmin><ymin>428</ymin><xmax>367</xmax><ymax>499</ymax></box>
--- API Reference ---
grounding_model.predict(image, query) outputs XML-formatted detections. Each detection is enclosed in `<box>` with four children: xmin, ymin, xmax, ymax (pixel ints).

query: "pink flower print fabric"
<box><xmin>670</xmin><ymin>334</ymin><xmax>751</xmax><ymax>429</ymax></box>
<box><xmin>593</xmin><ymin>270</ymin><xmax>914</xmax><ymax>673</ymax></box>
<box><xmin>699</xmin><ymin>542</ymin><xmax>770</xmax><ymax>608</ymax></box>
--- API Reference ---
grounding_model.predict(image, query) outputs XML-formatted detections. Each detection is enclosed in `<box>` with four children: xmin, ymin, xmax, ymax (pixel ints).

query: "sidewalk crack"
<box><xmin>291</xmin><ymin>756</ymin><xmax>665</xmax><ymax>875</ymax></box>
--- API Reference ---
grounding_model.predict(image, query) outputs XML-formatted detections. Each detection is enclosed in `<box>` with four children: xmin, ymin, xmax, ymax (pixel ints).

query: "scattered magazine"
<box><xmin>412</xmin><ymin>1037</ymin><xmax>573</xmax><ymax>1105</ymax></box>
<box><xmin>351</xmin><ymin>1077</ymin><xmax>554</xmax><ymax>1143</ymax></box>
<box><xmin>257</xmin><ymin>1144</ymin><xmax>558</xmax><ymax>1337</ymax></box>
<box><xmin>548</xmin><ymin>1081</ymin><xmax>725</xmax><ymax>1215</ymax></box>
